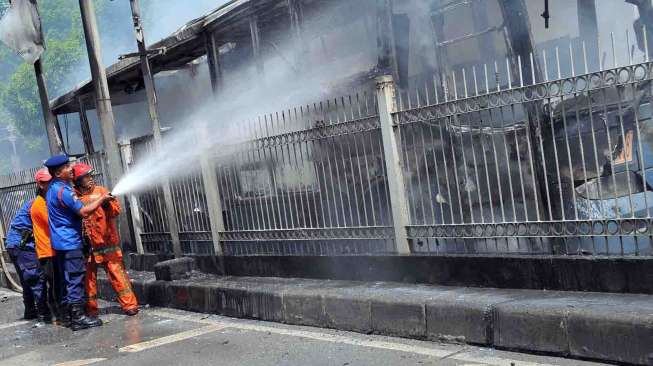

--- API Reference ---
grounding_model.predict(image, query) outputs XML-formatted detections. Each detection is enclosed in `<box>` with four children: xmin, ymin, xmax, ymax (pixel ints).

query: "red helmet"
<box><xmin>34</xmin><ymin>168</ymin><xmax>52</xmax><ymax>183</ymax></box>
<box><xmin>73</xmin><ymin>162</ymin><xmax>94</xmax><ymax>180</ymax></box>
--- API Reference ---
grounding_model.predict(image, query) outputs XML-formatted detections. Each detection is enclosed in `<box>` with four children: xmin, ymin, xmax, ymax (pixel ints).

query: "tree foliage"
<box><xmin>0</xmin><ymin>0</ymin><xmax>87</xmax><ymax>152</ymax></box>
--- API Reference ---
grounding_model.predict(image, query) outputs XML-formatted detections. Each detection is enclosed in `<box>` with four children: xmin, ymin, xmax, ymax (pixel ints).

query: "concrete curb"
<box><xmin>127</xmin><ymin>253</ymin><xmax>653</xmax><ymax>294</ymax></box>
<box><xmin>96</xmin><ymin>274</ymin><xmax>653</xmax><ymax>365</ymax></box>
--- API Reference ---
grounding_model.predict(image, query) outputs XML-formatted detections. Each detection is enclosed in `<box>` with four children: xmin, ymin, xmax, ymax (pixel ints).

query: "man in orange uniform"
<box><xmin>72</xmin><ymin>163</ymin><xmax>139</xmax><ymax>316</ymax></box>
<box><xmin>31</xmin><ymin>168</ymin><xmax>66</xmax><ymax>325</ymax></box>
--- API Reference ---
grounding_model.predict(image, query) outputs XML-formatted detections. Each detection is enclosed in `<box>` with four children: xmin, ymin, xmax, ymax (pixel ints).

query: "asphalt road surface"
<box><xmin>0</xmin><ymin>288</ymin><xmax>609</xmax><ymax>366</ymax></box>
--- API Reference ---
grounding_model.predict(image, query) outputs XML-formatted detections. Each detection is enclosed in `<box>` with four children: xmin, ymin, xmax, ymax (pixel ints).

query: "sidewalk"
<box><xmin>94</xmin><ymin>270</ymin><xmax>653</xmax><ymax>365</ymax></box>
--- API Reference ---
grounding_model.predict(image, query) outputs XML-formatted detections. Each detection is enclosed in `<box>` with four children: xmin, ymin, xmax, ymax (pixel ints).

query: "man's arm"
<box><xmin>105</xmin><ymin>198</ymin><xmax>121</xmax><ymax>217</ymax></box>
<box><xmin>99</xmin><ymin>187</ymin><xmax>121</xmax><ymax>217</ymax></box>
<box><xmin>79</xmin><ymin>193</ymin><xmax>112</xmax><ymax>217</ymax></box>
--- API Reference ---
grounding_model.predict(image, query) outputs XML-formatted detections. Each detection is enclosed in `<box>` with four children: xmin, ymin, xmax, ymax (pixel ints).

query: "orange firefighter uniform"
<box><xmin>74</xmin><ymin>164</ymin><xmax>138</xmax><ymax>316</ymax></box>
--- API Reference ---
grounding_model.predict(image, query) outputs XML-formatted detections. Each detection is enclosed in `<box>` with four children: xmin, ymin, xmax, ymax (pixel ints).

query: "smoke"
<box><xmin>58</xmin><ymin>0</ymin><xmax>229</xmax><ymax>97</ymax></box>
<box><xmin>111</xmin><ymin>1</ymin><xmax>378</xmax><ymax>196</ymax></box>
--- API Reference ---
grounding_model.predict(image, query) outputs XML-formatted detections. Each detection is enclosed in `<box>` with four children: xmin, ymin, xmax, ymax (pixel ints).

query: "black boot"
<box><xmin>56</xmin><ymin>303</ymin><xmax>71</xmax><ymax>328</ymax></box>
<box><xmin>70</xmin><ymin>303</ymin><xmax>102</xmax><ymax>331</ymax></box>
<box><xmin>34</xmin><ymin>301</ymin><xmax>52</xmax><ymax>327</ymax></box>
<box><xmin>23</xmin><ymin>306</ymin><xmax>38</xmax><ymax>320</ymax></box>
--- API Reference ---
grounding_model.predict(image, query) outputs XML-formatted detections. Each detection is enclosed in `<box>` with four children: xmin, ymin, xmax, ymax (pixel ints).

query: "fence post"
<box><xmin>0</xmin><ymin>208</ymin><xmax>6</xmax><ymax>252</ymax></box>
<box><xmin>119</xmin><ymin>141</ymin><xmax>145</xmax><ymax>255</ymax></box>
<box><xmin>375</xmin><ymin>75</ymin><xmax>411</xmax><ymax>254</ymax></box>
<box><xmin>204</xmin><ymin>30</ymin><xmax>227</xmax><ymax>256</ymax></box>
<box><xmin>198</xmin><ymin>128</ymin><xmax>226</xmax><ymax>256</ymax></box>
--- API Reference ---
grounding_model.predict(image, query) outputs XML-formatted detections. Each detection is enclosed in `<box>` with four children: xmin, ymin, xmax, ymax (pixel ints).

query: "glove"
<box><xmin>19</xmin><ymin>230</ymin><xmax>34</xmax><ymax>250</ymax></box>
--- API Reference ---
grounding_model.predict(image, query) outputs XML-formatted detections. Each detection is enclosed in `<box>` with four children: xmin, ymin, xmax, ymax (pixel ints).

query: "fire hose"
<box><xmin>0</xmin><ymin>235</ymin><xmax>22</xmax><ymax>293</ymax></box>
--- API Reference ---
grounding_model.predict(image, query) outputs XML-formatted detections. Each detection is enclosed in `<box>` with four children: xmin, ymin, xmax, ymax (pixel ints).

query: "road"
<box><xmin>0</xmin><ymin>288</ymin><xmax>608</xmax><ymax>366</ymax></box>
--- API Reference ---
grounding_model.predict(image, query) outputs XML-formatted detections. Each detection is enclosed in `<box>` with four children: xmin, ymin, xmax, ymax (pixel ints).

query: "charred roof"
<box><xmin>50</xmin><ymin>0</ymin><xmax>298</xmax><ymax>114</ymax></box>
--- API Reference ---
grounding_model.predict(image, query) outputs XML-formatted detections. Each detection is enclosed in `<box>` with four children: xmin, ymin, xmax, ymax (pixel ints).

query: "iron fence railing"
<box><xmin>129</xmin><ymin>135</ymin><xmax>214</xmax><ymax>255</ymax></box>
<box><xmin>0</xmin><ymin>168</ymin><xmax>40</xmax><ymax>236</ymax></box>
<box><xmin>213</xmin><ymin>93</ymin><xmax>395</xmax><ymax>255</ymax></box>
<box><xmin>127</xmin><ymin>92</ymin><xmax>396</xmax><ymax>256</ymax></box>
<box><xmin>396</xmin><ymin>46</ymin><xmax>653</xmax><ymax>256</ymax></box>
<box><xmin>5</xmin><ymin>30</ymin><xmax>653</xmax><ymax>258</ymax></box>
<box><xmin>0</xmin><ymin>153</ymin><xmax>106</xmax><ymax>239</ymax></box>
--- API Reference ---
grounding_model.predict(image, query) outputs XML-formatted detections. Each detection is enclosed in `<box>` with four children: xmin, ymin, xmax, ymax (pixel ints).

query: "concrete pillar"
<box><xmin>78</xmin><ymin>96</ymin><xmax>95</xmax><ymax>155</ymax></box>
<box><xmin>119</xmin><ymin>141</ymin><xmax>145</xmax><ymax>255</ymax></box>
<box><xmin>249</xmin><ymin>14</ymin><xmax>264</xmax><ymax>76</ymax></box>
<box><xmin>203</xmin><ymin>31</ymin><xmax>227</xmax><ymax>255</ymax></box>
<box><xmin>288</xmin><ymin>0</ymin><xmax>307</xmax><ymax>71</ymax></box>
<box><xmin>79</xmin><ymin>0</ymin><xmax>131</xmax><ymax>250</ymax></box>
<box><xmin>129</xmin><ymin>0</ymin><xmax>182</xmax><ymax>258</ymax></box>
<box><xmin>78</xmin><ymin>0</ymin><xmax>124</xmax><ymax>190</ymax></box>
<box><xmin>376</xmin><ymin>0</ymin><xmax>399</xmax><ymax>81</ymax></box>
<box><xmin>198</xmin><ymin>133</ymin><xmax>225</xmax><ymax>256</ymax></box>
<box><xmin>205</xmin><ymin>31</ymin><xmax>223</xmax><ymax>94</ymax></box>
<box><xmin>577</xmin><ymin>0</ymin><xmax>599</xmax><ymax>71</ymax></box>
<box><xmin>375</xmin><ymin>75</ymin><xmax>410</xmax><ymax>254</ymax></box>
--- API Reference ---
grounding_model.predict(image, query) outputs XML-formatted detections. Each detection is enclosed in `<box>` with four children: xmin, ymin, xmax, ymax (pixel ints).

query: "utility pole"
<box><xmin>78</xmin><ymin>0</ymin><xmax>123</xmax><ymax>187</ymax></box>
<box><xmin>34</xmin><ymin>59</ymin><xmax>64</xmax><ymax>155</ymax></box>
<box><xmin>78</xmin><ymin>0</ymin><xmax>130</xmax><ymax>249</ymax></box>
<box><xmin>129</xmin><ymin>0</ymin><xmax>182</xmax><ymax>258</ymax></box>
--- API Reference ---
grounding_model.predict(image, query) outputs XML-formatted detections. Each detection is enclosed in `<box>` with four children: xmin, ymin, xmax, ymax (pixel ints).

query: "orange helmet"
<box><xmin>73</xmin><ymin>162</ymin><xmax>94</xmax><ymax>180</ymax></box>
<box><xmin>34</xmin><ymin>168</ymin><xmax>52</xmax><ymax>183</ymax></box>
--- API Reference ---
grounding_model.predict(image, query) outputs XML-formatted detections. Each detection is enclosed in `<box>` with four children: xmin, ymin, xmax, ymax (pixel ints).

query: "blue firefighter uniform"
<box><xmin>6</xmin><ymin>199</ymin><xmax>49</xmax><ymax>321</ymax></box>
<box><xmin>45</xmin><ymin>154</ymin><xmax>103</xmax><ymax>331</ymax></box>
<box><xmin>47</xmin><ymin>178</ymin><xmax>85</xmax><ymax>306</ymax></box>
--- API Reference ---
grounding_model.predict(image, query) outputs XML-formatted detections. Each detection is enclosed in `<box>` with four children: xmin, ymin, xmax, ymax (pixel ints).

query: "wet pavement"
<box><xmin>0</xmin><ymin>288</ymin><xmax>610</xmax><ymax>366</ymax></box>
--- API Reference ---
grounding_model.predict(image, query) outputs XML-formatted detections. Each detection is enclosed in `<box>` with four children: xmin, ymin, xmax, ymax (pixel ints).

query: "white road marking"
<box><xmin>52</xmin><ymin>358</ymin><xmax>107</xmax><ymax>366</ymax></box>
<box><xmin>148</xmin><ymin>310</ymin><xmax>561</xmax><ymax>366</ymax></box>
<box><xmin>0</xmin><ymin>320</ymin><xmax>31</xmax><ymax>330</ymax></box>
<box><xmin>118</xmin><ymin>324</ymin><xmax>225</xmax><ymax>353</ymax></box>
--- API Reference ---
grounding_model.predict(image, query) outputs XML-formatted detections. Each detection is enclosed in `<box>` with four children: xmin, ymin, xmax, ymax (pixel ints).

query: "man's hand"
<box><xmin>79</xmin><ymin>192</ymin><xmax>114</xmax><ymax>217</ymax></box>
<box><xmin>100</xmin><ymin>192</ymin><xmax>113</xmax><ymax>203</ymax></box>
<box><xmin>101</xmin><ymin>193</ymin><xmax>115</xmax><ymax>209</ymax></box>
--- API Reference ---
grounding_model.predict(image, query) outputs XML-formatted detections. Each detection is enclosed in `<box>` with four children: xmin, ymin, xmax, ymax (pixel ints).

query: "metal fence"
<box><xmin>0</xmin><ymin>153</ymin><xmax>106</xmax><ymax>238</ymax></box>
<box><xmin>397</xmin><ymin>42</ymin><xmax>653</xmax><ymax>256</ymax></box>
<box><xmin>116</xmin><ymin>32</ymin><xmax>653</xmax><ymax>257</ymax></box>
<box><xmin>128</xmin><ymin>136</ymin><xmax>214</xmax><ymax>255</ymax></box>
<box><xmin>5</xmin><ymin>31</ymin><xmax>653</xmax><ymax>258</ymax></box>
<box><xmin>128</xmin><ymin>93</ymin><xmax>396</xmax><ymax>256</ymax></box>
<box><xmin>0</xmin><ymin>167</ymin><xmax>41</xmax><ymax>236</ymax></box>
<box><xmin>214</xmin><ymin>94</ymin><xmax>395</xmax><ymax>255</ymax></box>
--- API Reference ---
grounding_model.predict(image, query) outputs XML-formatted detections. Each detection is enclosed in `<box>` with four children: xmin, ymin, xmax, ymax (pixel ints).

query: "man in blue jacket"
<box><xmin>5</xmin><ymin>198</ymin><xmax>50</xmax><ymax>324</ymax></box>
<box><xmin>45</xmin><ymin>155</ymin><xmax>112</xmax><ymax>331</ymax></box>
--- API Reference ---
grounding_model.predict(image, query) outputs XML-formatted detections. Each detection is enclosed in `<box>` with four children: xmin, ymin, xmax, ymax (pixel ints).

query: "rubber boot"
<box><xmin>124</xmin><ymin>308</ymin><xmax>139</xmax><ymax>316</ymax></box>
<box><xmin>56</xmin><ymin>303</ymin><xmax>71</xmax><ymax>328</ymax></box>
<box><xmin>23</xmin><ymin>306</ymin><xmax>38</xmax><ymax>320</ymax></box>
<box><xmin>70</xmin><ymin>303</ymin><xmax>102</xmax><ymax>331</ymax></box>
<box><xmin>33</xmin><ymin>301</ymin><xmax>52</xmax><ymax>328</ymax></box>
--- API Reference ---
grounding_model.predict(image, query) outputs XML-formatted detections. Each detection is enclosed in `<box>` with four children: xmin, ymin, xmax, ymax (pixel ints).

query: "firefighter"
<box><xmin>30</xmin><ymin>168</ymin><xmax>67</xmax><ymax>326</ymax></box>
<box><xmin>5</xmin><ymin>198</ymin><xmax>50</xmax><ymax>324</ymax></box>
<box><xmin>73</xmin><ymin>162</ymin><xmax>139</xmax><ymax>317</ymax></box>
<box><xmin>45</xmin><ymin>155</ymin><xmax>110</xmax><ymax>331</ymax></box>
